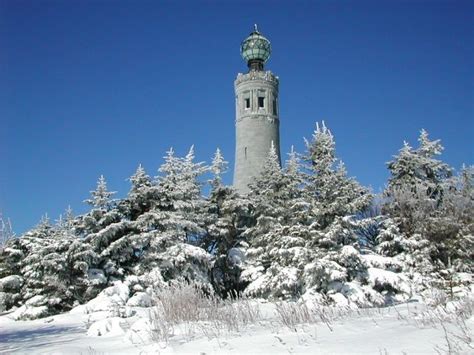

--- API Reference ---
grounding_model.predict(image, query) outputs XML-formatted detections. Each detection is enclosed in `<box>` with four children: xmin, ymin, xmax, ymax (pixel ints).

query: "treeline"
<box><xmin>0</xmin><ymin>122</ymin><xmax>472</xmax><ymax>319</ymax></box>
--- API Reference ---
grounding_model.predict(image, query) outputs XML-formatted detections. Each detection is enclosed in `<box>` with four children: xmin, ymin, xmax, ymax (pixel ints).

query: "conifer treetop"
<box><xmin>128</xmin><ymin>164</ymin><xmax>151</xmax><ymax>191</ymax></box>
<box><xmin>84</xmin><ymin>175</ymin><xmax>117</xmax><ymax>209</ymax></box>
<box><xmin>210</xmin><ymin>148</ymin><xmax>228</xmax><ymax>188</ymax></box>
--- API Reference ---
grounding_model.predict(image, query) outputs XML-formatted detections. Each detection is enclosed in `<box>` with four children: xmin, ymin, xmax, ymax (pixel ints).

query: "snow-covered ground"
<box><xmin>1</xmin><ymin>297</ymin><xmax>472</xmax><ymax>354</ymax></box>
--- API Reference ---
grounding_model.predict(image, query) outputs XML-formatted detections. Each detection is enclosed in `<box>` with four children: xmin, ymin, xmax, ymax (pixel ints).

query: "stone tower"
<box><xmin>233</xmin><ymin>25</ymin><xmax>281</xmax><ymax>193</ymax></box>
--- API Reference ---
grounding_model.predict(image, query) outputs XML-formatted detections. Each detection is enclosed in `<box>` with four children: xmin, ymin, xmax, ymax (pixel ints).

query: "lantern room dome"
<box><xmin>240</xmin><ymin>25</ymin><xmax>271</xmax><ymax>69</ymax></box>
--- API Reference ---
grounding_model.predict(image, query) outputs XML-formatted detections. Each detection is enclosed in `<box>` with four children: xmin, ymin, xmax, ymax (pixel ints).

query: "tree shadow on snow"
<box><xmin>0</xmin><ymin>325</ymin><xmax>84</xmax><ymax>352</ymax></box>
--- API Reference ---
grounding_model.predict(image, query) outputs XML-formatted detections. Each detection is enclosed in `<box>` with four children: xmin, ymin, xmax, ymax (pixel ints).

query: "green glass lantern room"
<box><xmin>240</xmin><ymin>25</ymin><xmax>271</xmax><ymax>71</ymax></box>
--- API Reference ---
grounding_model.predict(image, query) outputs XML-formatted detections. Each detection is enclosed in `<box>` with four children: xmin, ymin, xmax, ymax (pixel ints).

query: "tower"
<box><xmin>233</xmin><ymin>25</ymin><xmax>281</xmax><ymax>193</ymax></box>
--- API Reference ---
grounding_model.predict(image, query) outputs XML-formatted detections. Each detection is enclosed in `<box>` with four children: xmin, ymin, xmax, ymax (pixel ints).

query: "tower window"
<box><xmin>244</xmin><ymin>98</ymin><xmax>250</xmax><ymax>109</ymax></box>
<box><xmin>273</xmin><ymin>99</ymin><xmax>277</xmax><ymax>114</ymax></box>
<box><xmin>258</xmin><ymin>97</ymin><xmax>265</xmax><ymax>109</ymax></box>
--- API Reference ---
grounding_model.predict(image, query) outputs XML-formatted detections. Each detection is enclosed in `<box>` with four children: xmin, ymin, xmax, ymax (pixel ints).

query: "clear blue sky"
<box><xmin>1</xmin><ymin>0</ymin><xmax>473</xmax><ymax>234</ymax></box>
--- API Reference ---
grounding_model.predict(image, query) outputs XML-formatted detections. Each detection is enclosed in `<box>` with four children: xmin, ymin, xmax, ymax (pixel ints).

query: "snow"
<box><xmin>367</xmin><ymin>267</ymin><xmax>410</xmax><ymax>294</ymax></box>
<box><xmin>87</xmin><ymin>317</ymin><xmax>126</xmax><ymax>337</ymax></box>
<box><xmin>361</xmin><ymin>254</ymin><xmax>402</xmax><ymax>272</ymax></box>
<box><xmin>126</xmin><ymin>292</ymin><xmax>152</xmax><ymax>307</ymax></box>
<box><xmin>0</xmin><ymin>276</ymin><xmax>23</xmax><ymax>292</ymax></box>
<box><xmin>340</xmin><ymin>282</ymin><xmax>385</xmax><ymax>307</ymax></box>
<box><xmin>102</xmin><ymin>282</ymin><xmax>129</xmax><ymax>304</ymax></box>
<box><xmin>71</xmin><ymin>282</ymin><xmax>130</xmax><ymax>315</ymax></box>
<box><xmin>9</xmin><ymin>304</ymin><xmax>49</xmax><ymax>321</ymax></box>
<box><xmin>1</xmin><ymin>298</ymin><xmax>472</xmax><ymax>354</ymax></box>
<box><xmin>457</xmin><ymin>272</ymin><xmax>472</xmax><ymax>285</ymax></box>
<box><xmin>125</xmin><ymin>318</ymin><xmax>154</xmax><ymax>344</ymax></box>
<box><xmin>25</xmin><ymin>295</ymin><xmax>45</xmax><ymax>307</ymax></box>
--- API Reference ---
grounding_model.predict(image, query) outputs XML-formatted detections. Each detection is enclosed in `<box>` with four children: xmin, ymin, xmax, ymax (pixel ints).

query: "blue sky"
<box><xmin>1</xmin><ymin>0</ymin><xmax>473</xmax><ymax>234</ymax></box>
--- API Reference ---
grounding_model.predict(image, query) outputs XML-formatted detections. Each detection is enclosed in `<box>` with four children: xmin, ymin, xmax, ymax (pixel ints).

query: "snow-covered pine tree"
<box><xmin>426</xmin><ymin>165</ymin><xmax>474</xmax><ymax>271</ymax></box>
<box><xmin>41</xmin><ymin>209</ymin><xmax>100</xmax><ymax>310</ymax></box>
<box><xmin>246</xmin><ymin>142</ymin><xmax>286</xmax><ymax>230</ymax></box>
<box><xmin>55</xmin><ymin>206</ymin><xmax>75</xmax><ymax>235</ymax></box>
<box><xmin>239</xmin><ymin>129</ymin><xmax>379</xmax><ymax>302</ymax></box>
<box><xmin>247</xmin><ymin>122</ymin><xmax>376</xmax><ymax>304</ymax></box>
<box><xmin>0</xmin><ymin>218</ymin><xmax>22</xmax><ymax>311</ymax></box>
<box><xmin>64</xmin><ymin>205</ymin><xmax>75</xmax><ymax>230</ymax></box>
<box><xmin>302</xmin><ymin>122</ymin><xmax>372</xmax><ymax>230</ymax></box>
<box><xmin>241</xmin><ymin>144</ymin><xmax>318</xmax><ymax>299</ymax></box>
<box><xmin>79</xmin><ymin>175</ymin><xmax>135</xmax><ymax>283</ymax></box>
<box><xmin>132</xmin><ymin>147</ymin><xmax>212</xmax><ymax>289</ymax></box>
<box><xmin>11</xmin><ymin>216</ymin><xmax>57</xmax><ymax>318</ymax></box>
<box><xmin>375</xmin><ymin>218</ymin><xmax>406</xmax><ymax>257</ymax></box>
<box><xmin>130</xmin><ymin>164</ymin><xmax>152</xmax><ymax>193</ymax></box>
<box><xmin>84</xmin><ymin>175</ymin><xmax>117</xmax><ymax>210</ymax></box>
<box><xmin>178</xmin><ymin>145</ymin><xmax>209</xmax><ymax>243</ymax></box>
<box><xmin>386</xmin><ymin>130</ymin><xmax>451</xmax><ymax>193</ymax></box>
<box><xmin>136</xmin><ymin>147</ymin><xmax>208</xmax><ymax>244</ymax></box>
<box><xmin>31</xmin><ymin>226</ymin><xmax>93</xmax><ymax>315</ymax></box>
<box><xmin>417</xmin><ymin>129</ymin><xmax>452</xmax><ymax>187</ymax></box>
<box><xmin>209</xmin><ymin>148</ymin><xmax>227</xmax><ymax>191</ymax></box>
<box><xmin>384</xmin><ymin>130</ymin><xmax>452</xmax><ymax>235</ymax></box>
<box><xmin>79</xmin><ymin>164</ymin><xmax>156</xmax><ymax>283</ymax></box>
<box><xmin>0</xmin><ymin>213</ymin><xmax>101</xmax><ymax>318</ymax></box>
<box><xmin>283</xmin><ymin>146</ymin><xmax>309</xmax><ymax>224</ymax></box>
<box><xmin>205</xmin><ymin>148</ymin><xmax>252</xmax><ymax>297</ymax></box>
<box><xmin>0</xmin><ymin>215</ymin><xmax>15</xmax><ymax>247</ymax></box>
<box><xmin>78</xmin><ymin>175</ymin><xmax>121</xmax><ymax>237</ymax></box>
<box><xmin>381</xmin><ymin>130</ymin><xmax>472</xmax><ymax>295</ymax></box>
<box><xmin>71</xmin><ymin>148</ymin><xmax>212</xmax><ymax>297</ymax></box>
<box><xmin>204</xmin><ymin>148</ymin><xmax>232</xmax><ymax>254</ymax></box>
<box><xmin>459</xmin><ymin>164</ymin><xmax>474</xmax><ymax>197</ymax></box>
<box><xmin>124</xmin><ymin>164</ymin><xmax>153</xmax><ymax>220</ymax></box>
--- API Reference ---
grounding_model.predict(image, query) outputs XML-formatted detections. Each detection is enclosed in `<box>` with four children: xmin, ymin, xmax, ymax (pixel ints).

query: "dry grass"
<box><xmin>144</xmin><ymin>282</ymin><xmax>473</xmax><ymax>353</ymax></box>
<box><xmin>147</xmin><ymin>283</ymin><xmax>261</xmax><ymax>343</ymax></box>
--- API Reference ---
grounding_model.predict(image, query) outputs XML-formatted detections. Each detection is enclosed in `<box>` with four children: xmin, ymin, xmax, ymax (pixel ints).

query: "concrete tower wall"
<box><xmin>233</xmin><ymin>70</ymin><xmax>281</xmax><ymax>193</ymax></box>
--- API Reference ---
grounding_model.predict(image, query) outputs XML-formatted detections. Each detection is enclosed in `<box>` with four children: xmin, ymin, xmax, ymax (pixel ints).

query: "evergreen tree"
<box><xmin>16</xmin><ymin>217</ymin><xmax>57</xmax><ymax>310</ymax></box>
<box><xmin>206</xmin><ymin>149</ymin><xmax>252</xmax><ymax>297</ymax></box>
<box><xmin>0</xmin><ymin>214</ymin><xmax>100</xmax><ymax>317</ymax></box>
<box><xmin>79</xmin><ymin>148</ymin><xmax>211</xmax><ymax>290</ymax></box>
<box><xmin>303</xmin><ymin>122</ymin><xmax>372</xmax><ymax>229</ymax></box>
<box><xmin>84</xmin><ymin>175</ymin><xmax>117</xmax><ymax>210</ymax></box>
<box><xmin>129</xmin><ymin>164</ymin><xmax>152</xmax><ymax>194</ymax></box>
<box><xmin>132</xmin><ymin>147</ymin><xmax>211</xmax><ymax>287</ymax></box>
<box><xmin>0</xmin><ymin>228</ymin><xmax>23</xmax><ymax>310</ymax></box>
<box><xmin>78</xmin><ymin>175</ymin><xmax>122</xmax><ymax>237</ymax></box>
<box><xmin>0</xmin><ymin>215</ymin><xmax>15</xmax><ymax>247</ymax></box>
<box><xmin>241</xmin><ymin>145</ymin><xmax>316</xmax><ymax>299</ymax></box>
<box><xmin>383</xmin><ymin>130</ymin><xmax>472</xmax><ymax>275</ymax></box>
<box><xmin>427</xmin><ymin>165</ymin><xmax>474</xmax><ymax>270</ymax></box>
<box><xmin>417</xmin><ymin>129</ymin><xmax>452</xmax><ymax>188</ymax></box>
<box><xmin>384</xmin><ymin>130</ymin><xmax>452</xmax><ymax>225</ymax></box>
<box><xmin>137</xmin><ymin>147</ymin><xmax>207</xmax><ymax>242</ymax></box>
<box><xmin>459</xmin><ymin>164</ymin><xmax>474</xmax><ymax>197</ymax></box>
<box><xmin>209</xmin><ymin>148</ymin><xmax>227</xmax><ymax>190</ymax></box>
<box><xmin>384</xmin><ymin>130</ymin><xmax>448</xmax><ymax>231</ymax></box>
<box><xmin>56</xmin><ymin>206</ymin><xmax>75</xmax><ymax>235</ymax></box>
<box><xmin>240</xmin><ymin>125</ymin><xmax>373</xmax><ymax>300</ymax></box>
<box><xmin>247</xmin><ymin>142</ymin><xmax>286</xmax><ymax>229</ymax></box>
<box><xmin>125</xmin><ymin>164</ymin><xmax>153</xmax><ymax>220</ymax></box>
<box><xmin>375</xmin><ymin>218</ymin><xmax>406</xmax><ymax>257</ymax></box>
